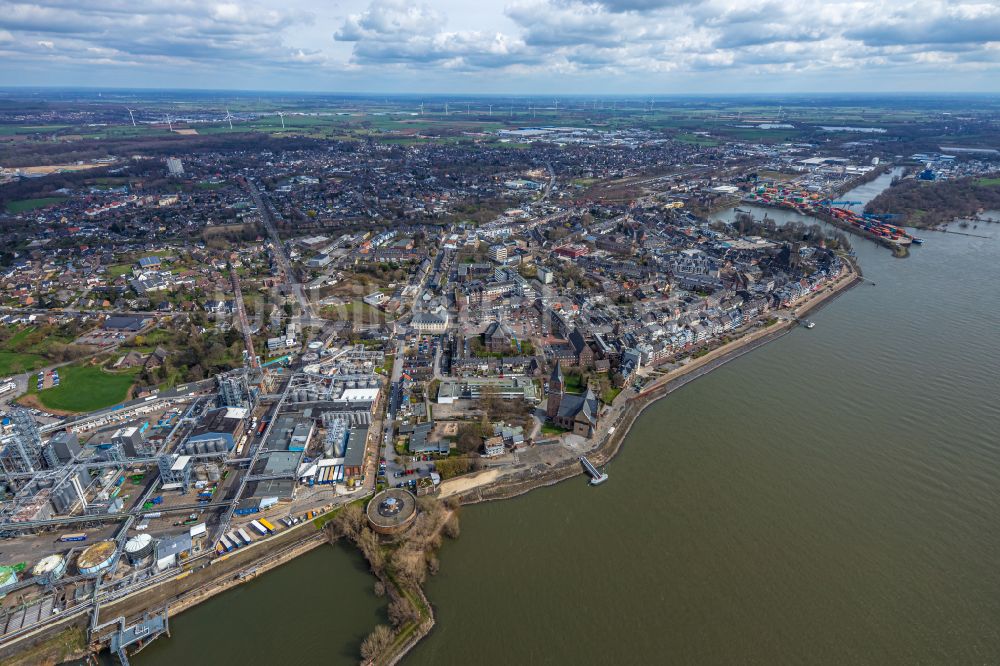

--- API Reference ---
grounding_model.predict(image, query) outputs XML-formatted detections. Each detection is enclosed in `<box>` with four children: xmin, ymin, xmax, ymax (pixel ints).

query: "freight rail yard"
<box><xmin>0</xmin><ymin>346</ymin><xmax>385</xmax><ymax>659</ymax></box>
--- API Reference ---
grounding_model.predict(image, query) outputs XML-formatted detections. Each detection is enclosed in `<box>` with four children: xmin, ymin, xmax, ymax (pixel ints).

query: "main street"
<box><xmin>243</xmin><ymin>179</ymin><xmax>317</xmax><ymax>326</ymax></box>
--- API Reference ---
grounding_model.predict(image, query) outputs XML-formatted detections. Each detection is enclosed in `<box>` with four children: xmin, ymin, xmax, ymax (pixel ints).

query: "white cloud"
<box><xmin>0</xmin><ymin>0</ymin><xmax>998</xmax><ymax>90</ymax></box>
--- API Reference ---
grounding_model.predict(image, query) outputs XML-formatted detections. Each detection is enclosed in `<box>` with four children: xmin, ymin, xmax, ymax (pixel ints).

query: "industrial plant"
<box><xmin>0</xmin><ymin>345</ymin><xmax>384</xmax><ymax>657</ymax></box>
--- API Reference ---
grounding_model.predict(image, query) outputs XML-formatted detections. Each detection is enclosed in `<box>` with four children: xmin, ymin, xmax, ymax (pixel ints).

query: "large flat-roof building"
<box><xmin>437</xmin><ymin>377</ymin><xmax>539</xmax><ymax>405</ymax></box>
<box><xmin>184</xmin><ymin>406</ymin><xmax>247</xmax><ymax>453</ymax></box>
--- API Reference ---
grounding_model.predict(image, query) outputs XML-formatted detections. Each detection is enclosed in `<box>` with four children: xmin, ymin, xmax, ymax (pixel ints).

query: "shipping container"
<box><xmin>259</xmin><ymin>518</ymin><xmax>276</xmax><ymax>533</ymax></box>
<box><xmin>59</xmin><ymin>533</ymin><xmax>87</xmax><ymax>542</ymax></box>
<box><xmin>238</xmin><ymin>528</ymin><xmax>253</xmax><ymax>545</ymax></box>
<box><xmin>250</xmin><ymin>520</ymin><xmax>268</xmax><ymax>536</ymax></box>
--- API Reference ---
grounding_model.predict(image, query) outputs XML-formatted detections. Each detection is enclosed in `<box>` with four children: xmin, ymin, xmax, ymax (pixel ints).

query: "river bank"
<box><xmin>441</xmin><ymin>258</ymin><xmax>861</xmax><ymax>510</ymax></box>
<box><xmin>0</xmin><ymin>515</ymin><xmax>333</xmax><ymax>666</ymax></box>
<box><xmin>40</xmin><ymin>253</ymin><xmax>861</xmax><ymax>666</ymax></box>
<box><xmin>80</xmin><ymin>258</ymin><xmax>862</xmax><ymax>666</ymax></box>
<box><xmin>400</xmin><ymin>218</ymin><xmax>1000</xmax><ymax>666</ymax></box>
<box><xmin>126</xmin><ymin>166</ymin><xmax>1000</xmax><ymax>666</ymax></box>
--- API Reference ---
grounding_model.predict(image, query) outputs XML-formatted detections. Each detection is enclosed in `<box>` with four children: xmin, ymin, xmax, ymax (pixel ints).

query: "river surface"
<box><xmin>137</xmin><ymin>171</ymin><xmax>1000</xmax><ymax>665</ymax></box>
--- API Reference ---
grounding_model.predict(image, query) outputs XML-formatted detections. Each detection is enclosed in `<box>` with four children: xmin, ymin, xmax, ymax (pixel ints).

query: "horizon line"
<box><xmin>1</xmin><ymin>86</ymin><xmax>999</xmax><ymax>98</ymax></box>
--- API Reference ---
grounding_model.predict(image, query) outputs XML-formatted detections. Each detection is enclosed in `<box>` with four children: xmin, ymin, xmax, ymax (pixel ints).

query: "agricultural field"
<box><xmin>5</xmin><ymin>197</ymin><xmax>69</xmax><ymax>213</ymax></box>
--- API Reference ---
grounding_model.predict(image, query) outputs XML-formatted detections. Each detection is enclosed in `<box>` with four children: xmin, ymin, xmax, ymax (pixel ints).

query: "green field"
<box><xmin>5</xmin><ymin>197</ymin><xmax>68</xmax><ymax>213</ymax></box>
<box><xmin>30</xmin><ymin>364</ymin><xmax>139</xmax><ymax>413</ymax></box>
<box><xmin>0</xmin><ymin>351</ymin><xmax>45</xmax><ymax>376</ymax></box>
<box><xmin>975</xmin><ymin>177</ymin><xmax>1000</xmax><ymax>187</ymax></box>
<box><xmin>0</xmin><ymin>125</ymin><xmax>70</xmax><ymax>136</ymax></box>
<box><xmin>105</xmin><ymin>264</ymin><xmax>133</xmax><ymax>277</ymax></box>
<box><xmin>675</xmin><ymin>133</ymin><xmax>720</xmax><ymax>146</ymax></box>
<box><xmin>0</xmin><ymin>327</ymin><xmax>48</xmax><ymax>374</ymax></box>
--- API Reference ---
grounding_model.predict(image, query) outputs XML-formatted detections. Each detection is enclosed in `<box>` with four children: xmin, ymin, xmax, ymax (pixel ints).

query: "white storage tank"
<box><xmin>124</xmin><ymin>533</ymin><xmax>154</xmax><ymax>564</ymax></box>
<box><xmin>32</xmin><ymin>554</ymin><xmax>67</xmax><ymax>582</ymax></box>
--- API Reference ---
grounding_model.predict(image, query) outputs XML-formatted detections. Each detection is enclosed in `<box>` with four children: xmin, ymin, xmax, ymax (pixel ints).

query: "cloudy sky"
<box><xmin>1</xmin><ymin>0</ymin><xmax>999</xmax><ymax>93</ymax></box>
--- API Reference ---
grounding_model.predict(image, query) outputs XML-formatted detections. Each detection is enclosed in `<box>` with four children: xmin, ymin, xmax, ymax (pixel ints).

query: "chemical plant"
<box><xmin>0</xmin><ymin>345</ymin><xmax>384</xmax><ymax>657</ymax></box>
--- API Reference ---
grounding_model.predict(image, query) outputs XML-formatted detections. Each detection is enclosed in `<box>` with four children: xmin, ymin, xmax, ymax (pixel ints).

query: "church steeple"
<box><xmin>549</xmin><ymin>361</ymin><xmax>564</xmax><ymax>393</ymax></box>
<box><xmin>546</xmin><ymin>362</ymin><xmax>564</xmax><ymax>420</ymax></box>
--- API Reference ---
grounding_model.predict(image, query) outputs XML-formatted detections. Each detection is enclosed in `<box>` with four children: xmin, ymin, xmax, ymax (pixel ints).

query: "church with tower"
<box><xmin>546</xmin><ymin>362</ymin><xmax>599</xmax><ymax>438</ymax></box>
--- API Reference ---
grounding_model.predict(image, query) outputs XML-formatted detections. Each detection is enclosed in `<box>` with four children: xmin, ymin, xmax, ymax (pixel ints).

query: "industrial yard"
<box><xmin>0</xmin><ymin>344</ymin><xmax>387</xmax><ymax>661</ymax></box>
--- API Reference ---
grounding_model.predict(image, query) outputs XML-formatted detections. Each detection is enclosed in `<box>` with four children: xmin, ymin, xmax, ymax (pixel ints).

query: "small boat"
<box><xmin>803</xmin><ymin>320</ymin><xmax>815</xmax><ymax>329</ymax></box>
<box><xmin>911</xmin><ymin>237</ymin><xmax>924</xmax><ymax>244</ymax></box>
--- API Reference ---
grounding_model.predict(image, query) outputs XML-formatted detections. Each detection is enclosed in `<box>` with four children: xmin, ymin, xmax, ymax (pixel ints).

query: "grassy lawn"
<box><xmin>29</xmin><ymin>363</ymin><xmax>139</xmax><ymax>412</ymax></box>
<box><xmin>5</xmin><ymin>197</ymin><xmax>68</xmax><ymax>213</ymax></box>
<box><xmin>321</xmin><ymin>300</ymin><xmax>389</xmax><ymax>325</ymax></box>
<box><xmin>975</xmin><ymin>177</ymin><xmax>1000</xmax><ymax>187</ymax></box>
<box><xmin>105</xmin><ymin>264</ymin><xmax>133</xmax><ymax>277</ymax></box>
<box><xmin>601</xmin><ymin>387</ymin><xmax>622</xmax><ymax>404</ymax></box>
<box><xmin>0</xmin><ymin>351</ymin><xmax>46</xmax><ymax>376</ymax></box>
<box><xmin>0</xmin><ymin>326</ymin><xmax>77</xmax><ymax>375</ymax></box>
<box><xmin>541</xmin><ymin>423</ymin><xmax>570</xmax><ymax>436</ymax></box>
<box><xmin>562</xmin><ymin>373</ymin><xmax>585</xmax><ymax>394</ymax></box>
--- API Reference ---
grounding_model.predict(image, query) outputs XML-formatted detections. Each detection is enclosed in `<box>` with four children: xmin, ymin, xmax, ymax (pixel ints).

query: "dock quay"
<box><xmin>95</xmin><ymin>607</ymin><xmax>170</xmax><ymax>666</ymax></box>
<box><xmin>580</xmin><ymin>457</ymin><xmax>608</xmax><ymax>486</ymax></box>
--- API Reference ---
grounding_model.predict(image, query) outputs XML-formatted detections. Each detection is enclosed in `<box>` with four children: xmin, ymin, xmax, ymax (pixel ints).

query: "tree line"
<box><xmin>865</xmin><ymin>176</ymin><xmax>1000</xmax><ymax>228</ymax></box>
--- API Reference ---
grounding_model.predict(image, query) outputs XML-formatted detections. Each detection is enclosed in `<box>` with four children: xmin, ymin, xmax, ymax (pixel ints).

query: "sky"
<box><xmin>0</xmin><ymin>0</ymin><xmax>999</xmax><ymax>93</ymax></box>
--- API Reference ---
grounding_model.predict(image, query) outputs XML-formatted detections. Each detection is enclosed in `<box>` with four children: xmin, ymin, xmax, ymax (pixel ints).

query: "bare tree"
<box><xmin>360</xmin><ymin>624</ymin><xmax>394</xmax><ymax>662</ymax></box>
<box><xmin>388</xmin><ymin>596</ymin><xmax>419</xmax><ymax>628</ymax></box>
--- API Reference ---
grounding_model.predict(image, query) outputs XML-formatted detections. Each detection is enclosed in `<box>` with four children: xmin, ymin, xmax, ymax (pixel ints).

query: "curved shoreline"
<box><xmin>447</xmin><ymin>259</ymin><xmax>863</xmax><ymax>506</ymax></box>
<box><xmin>9</xmin><ymin>265</ymin><xmax>861</xmax><ymax>665</ymax></box>
<box><xmin>391</xmin><ymin>262</ymin><xmax>864</xmax><ymax>663</ymax></box>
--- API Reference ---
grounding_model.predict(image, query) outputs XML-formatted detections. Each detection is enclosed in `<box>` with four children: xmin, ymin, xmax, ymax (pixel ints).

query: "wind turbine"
<box><xmin>465</xmin><ymin>102</ymin><xmax>470</xmax><ymax>114</ymax></box>
<box><xmin>126</xmin><ymin>108</ymin><xmax>137</xmax><ymax>127</ymax></box>
<box><xmin>488</xmin><ymin>104</ymin><xmax>493</xmax><ymax>117</ymax></box>
<box><xmin>277</xmin><ymin>111</ymin><xmax>285</xmax><ymax>129</ymax></box>
<box><xmin>445</xmin><ymin>102</ymin><xmax>449</xmax><ymax>116</ymax></box>
<box><xmin>419</xmin><ymin>102</ymin><xmax>424</xmax><ymax>116</ymax></box>
<box><xmin>164</xmin><ymin>114</ymin><xmax>173</xmax><ymax>132</ymax></box>
<box><xmin>224</xmin><ymin>108</ymin><xmax>234</xmax><ymax>130</ymax></box>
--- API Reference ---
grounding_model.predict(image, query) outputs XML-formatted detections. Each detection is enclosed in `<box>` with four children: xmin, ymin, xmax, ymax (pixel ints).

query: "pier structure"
<box><xmin>580</xmin><ymin>456</ymin><xmax>608</xmax><ymax>485</ymax></box>
<box><xmin>103</xmin><ymin>608</ymin><xmax>170</xmax><ymax>665</ymax></box>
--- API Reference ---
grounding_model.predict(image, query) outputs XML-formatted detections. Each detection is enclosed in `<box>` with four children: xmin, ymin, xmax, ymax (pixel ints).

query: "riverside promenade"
<box><xmin>444</xmin><ymin>258</ymin><xmax>862</xmax><ymax>505</ymax></box>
